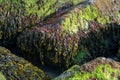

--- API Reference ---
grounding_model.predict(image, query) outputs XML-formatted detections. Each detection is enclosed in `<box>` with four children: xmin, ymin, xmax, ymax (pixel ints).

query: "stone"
<box><xmin>54</xmin><ymin>57</ymin><xmax>120</xmax><ymax>80</ymax></box>
<box><xmin>0</xmin><ymin>46</ymin><xmax>48</xmax><ymax>80</ymax></box>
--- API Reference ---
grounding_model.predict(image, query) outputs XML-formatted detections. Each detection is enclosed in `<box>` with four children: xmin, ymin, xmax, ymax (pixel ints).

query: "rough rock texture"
<box><xmin>78</xmin><ymin>23</ymin><xmax>120</xmax><ymax>61</ymax></box>
<box><xmin>17</xmin><ymin>27</ymin><xmax>78</xmax><ymax>68</ymax></box>
<box><xmin>54</xmin><ymin>57</ymin><xmax>120</xmax><ymax>80</ymax></box>
<box><xmin>80</xmin><ymin>57</ymin><xmax>120</xmax><ymax>72</ymax></box>
<box><xmin>0</xmin><ymin>1</ymin><xmax>37</xmax><ymax>45</ymax></box>
<box><xmin>17</xmin><ymin>1</ymin><xmax>120</xmax><ymax>68</ymax></box>
<box><xmin>0</xmin><ymin>46</ymin><xmax>47</xmax><ymax>80</ymax></box>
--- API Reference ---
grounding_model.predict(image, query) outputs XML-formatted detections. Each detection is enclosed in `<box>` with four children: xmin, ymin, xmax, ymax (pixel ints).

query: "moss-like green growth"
<box><xmin>54</xmin><ymin>57</ymin><xmax>120</xmax><ymax>80</ymax></box>
<box><xmin>24</xmin><ymin>0</ymin><xmax>56</xmax><ymax>20</ymax></box>
<box><xmin>69</xmin><ymin>65</ymin><xmax>120</xmax><ymax>80</ymax></box>
<box><xmin>0</xmin><ymin>46</ymin><xmax>47</xmax><ymax>80</ymax></box>
<box><xmin>0</xmin><ymin>72</ymin><xmax>6</xmax><ymax>80</ymax></box>
<box><xmin>61</xmin><ymin>5</ymin><xmax>110</xmax><ymax>34</ymax></box>
<box><xmin>16</xmin><ymin>1</ymin><xmax>120</xmax><ymax>68</ymax></box>
<box><xmin>24</xmin><ymin>0</ymin><xmax>84</xmax><ymax>20</ymax></box>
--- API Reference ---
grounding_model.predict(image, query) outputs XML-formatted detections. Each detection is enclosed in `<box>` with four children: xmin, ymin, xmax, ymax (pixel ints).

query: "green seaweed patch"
<box><xmin>69</xmin><ymin>64</ymin><xmax>120</xmax><ymax>80</ymax></box>
<box><xmin>117</xmin><ymin>11</ymin><xmax>120</xmax><ymax>24</ymax></box>
<box><xmin>24</xmin><ymin>0</ymin><xmax>56</xmax><ymax>20</ymax></box>
<box><xmin>61</xmin><ymin>5</ymin><xmax>110</xmax><ymax>34</ymax></box>
<box><xmin>24</xmin><ymin>0</ymin><xmax>84</xmax><ymax>20</ymax></box>
<box><xmin>0</xmin><ymin>72</ymin><xmax>6</xmax><ymax>80</ymax></box>
<box><xmin>55</xmin><ymin>64</ymin><xmax>120</xmax><ymax>80</ymax></box>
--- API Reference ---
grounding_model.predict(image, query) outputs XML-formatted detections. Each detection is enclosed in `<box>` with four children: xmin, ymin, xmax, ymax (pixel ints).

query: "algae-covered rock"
<box><xmin>0</xmin><ymin>0</ymin><xmax>85</xmax><ymax>45</ymax></box>
<box><xmin>78</xmin><ymin>23</ymin><xmax>120</xmax><ymax>61</ymax></box>
<box><xmin>0</xmin><ymin>1</ymin><xmax>31</xmax><ymax>45</ymax></box>
<box><xmin>54</xmin><ymin>57</ymin><xmax>120</xmax><ymax>80</ymax></box>
<box><xmin>17</xmin><ymin>0</ymin><xmax>120</xmax><ymax>68</ymax></box>
<box><xmin>24</xmin><ymin>0</ymin><xmax>85</xmax><ymax>20</ymax></box>
<box><xmin>17</xmin><ymin>27</ymin><xmax>79</xmax><ymax>68</ymax></box>
<box><xmin>0</xmin><ymin>46</ymin><xmax>47</xmax><ymax>80</ymax></box>
<box><xmin>16</xmin><ymin>1</ymin><xmax>101</xmax><ymax>68</ymax></box>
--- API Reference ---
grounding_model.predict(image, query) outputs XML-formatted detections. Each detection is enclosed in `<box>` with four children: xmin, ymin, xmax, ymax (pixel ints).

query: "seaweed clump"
<box><xmin>0</xmin><ymin>46</ymin><xmax>47</xmax><ymax>80</ymax></box>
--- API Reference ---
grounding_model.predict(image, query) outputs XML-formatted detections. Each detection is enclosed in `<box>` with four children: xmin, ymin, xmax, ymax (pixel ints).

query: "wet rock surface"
<box><xmin>16</xmin><ymin>0</ymin><xmax>120</xmax><ymax>69</ymax></box>
<box><xmin>55</xmin><ymin>57</ymin><xmax>120</xmax><ymax>80</ymax></box>
<box><xmin>0</xmin><ymin>46</ymin><xmax>48</xmax><ymax>80</ymax></box>
<box><xmin>0</xmin><ymin>0</ymin><xmax>120</xmax><ymax>79</ymax></box>
<box><xmin>17</xmin><ymin>27</ymin><xmax>78</xmax><ymax>69</ymax></box>
<box><xmin>80</xmin><ymin>57</ymin><xmax>120</xmax><ymax>72</ymax></box>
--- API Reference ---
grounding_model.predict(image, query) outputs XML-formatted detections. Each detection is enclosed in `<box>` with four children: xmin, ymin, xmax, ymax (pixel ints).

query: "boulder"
<box><xmin>78</xmin><ymin>23</ymin><xmax>120</xmax><ymax>61</ymax></box>
<box><xmin>24</xmin><ymin>0</ymin><xmax>85</xmax><ymax>20</ymax></box>
<box><xmin>16</xmin><ymin>2</ymin><xmax>101</xmax><ymax>68</ymax></box>
<box><xmin>17</xmin><ymin>27</ymin><xmax>79</xmax><ymax>68</ymax></box>
<box><xmin>0</xmin><ymin>0</ymin><xmax>86</xmax><ymax>45</ymax></box>
<box><xmin>17</xmin><ymin>1</ymin><xmax>120</xmax><ymax>68</ymax></box>
<box><xmin>0</xmin><ymin>1</ymin><xmax>37</xmax><ymax>45</ymax></box>
<box><xmin>0</xmin><ymin>46</ymin><xmax>48</xmax><ymax>80</ymax></box>
<box><xmin>54</xmin><ymin>57</ymin><xmax>120</xmax><ymax>80</ymax></box>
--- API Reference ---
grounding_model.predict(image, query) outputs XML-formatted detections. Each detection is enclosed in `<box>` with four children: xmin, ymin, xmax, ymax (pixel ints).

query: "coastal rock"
<box><xmin>0</xmin><ymin>46</ymin><xmax>47</xmax><ymax>80</ymax></box>
<box><xmin>17</xmin><ymin>26</ymin><xmax>78</xmax><ymax>68</ymax></box>
<box><xmin>54</xmin><ymin>57</ymin><xmax>120</xmax><ymax>80</ymax></box>
<box><xmin>17</xmin><ymin>1</ymin><xmax>120</xmax><ymax>68</ymax></box>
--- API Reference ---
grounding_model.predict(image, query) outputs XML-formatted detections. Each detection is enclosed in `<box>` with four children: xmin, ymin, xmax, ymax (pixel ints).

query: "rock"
<box><xmin>0</xmin><ymin>46</ymin><xmax>48</xmax><ymax>80</ymax></box>
<box><xmin>0</xmin><ymin>1</ymin><xmax>37</xmax><ymax>45</ymax></box>
<box><xmin>54</xmin><ymin>57</ymin><xmax>120</xmax><ymax>80</ymax></box>
<box><xmin>16</xmin><ymin>2</ymin><xmax>101</xmax><ymax>68</ymax></box>
<box><xmin>17</xmin><ymin>27</ymin><xmax>79</xmax><ymax>68</ymax></box>
<box><xmin>0</xmin><ymin>0</ymin><xmax>80</xmax><ymax>45</ymax></box>
<box><xmin>17</xmin><ymin>1</ymin><xmax>120</xmax><ymax>68</ymax></box>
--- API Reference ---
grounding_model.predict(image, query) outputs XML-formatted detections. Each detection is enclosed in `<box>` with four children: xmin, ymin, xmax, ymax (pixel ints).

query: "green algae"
<box><xmin>68</xmin><ymin>64</ymin><xmax>120</xmax><ymax>80</ymax></box>
<box><xmin>54</xmin><ymin>57</ymin><xmax>120</xmax><ymax>80</ymax></box>
<box><xmin>0</xmin><ymin>72</ymin><xmax>6</xmax><ymax>80</ymax></box>
<box><xmin>23</xmin><ymin>0</ymin><xmax>84</xmax><ymax>20</ymax></box>
<box><xmin>61</xmin><ymin>5</ymin><xmax>110</xmax><ymax>34</ymax></box>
